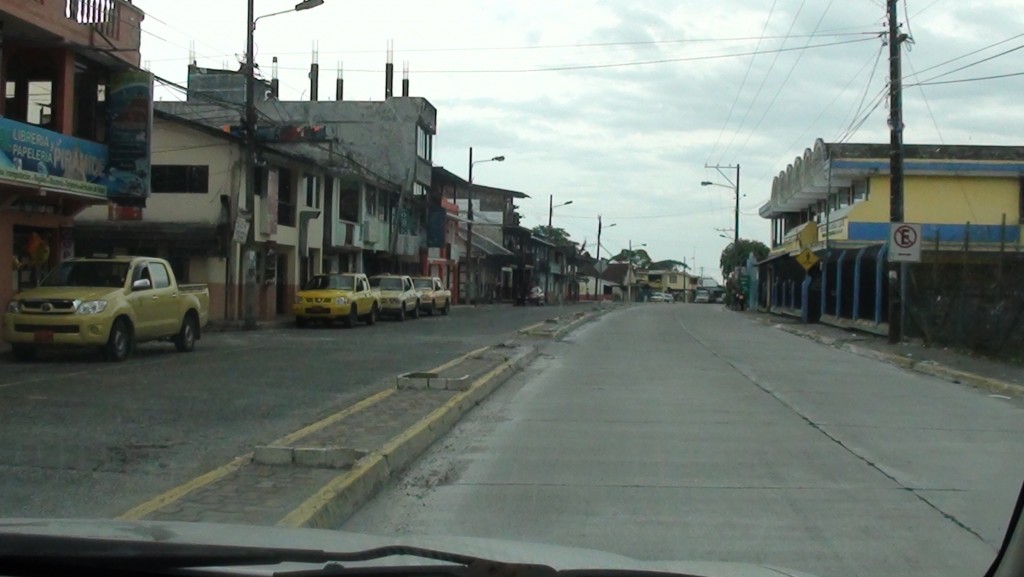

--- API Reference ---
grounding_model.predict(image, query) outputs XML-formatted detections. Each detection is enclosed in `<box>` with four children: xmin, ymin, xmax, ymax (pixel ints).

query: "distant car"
<box><xmin>369</xmin><ymin>275</ymin><xmax>420</xmax><ymax>321</ymax></box>
<box><xmin>412</xmin><ymin>276</ymin><xmax>451</xmax><ymax>316</ymax></box>
<box><xmin>695</xmin><ymin>289</ymin><xmax>711</xmax><ymax>303</ymax></box>
<box><xmin>649</xmin><ymin>292</ymin><xmax>672</xmax><ymax>303</ymax></box>
<box><xmin>293</xmin><ymin>273</ymin><xmax>378</xmax><ymax>328</ymax></box>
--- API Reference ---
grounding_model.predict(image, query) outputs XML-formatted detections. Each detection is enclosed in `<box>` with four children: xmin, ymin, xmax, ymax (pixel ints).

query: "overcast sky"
<box><xmin>134</xmin><ymin>0</ymin><xmax>1024</xmax><ymax>278</ymax></box>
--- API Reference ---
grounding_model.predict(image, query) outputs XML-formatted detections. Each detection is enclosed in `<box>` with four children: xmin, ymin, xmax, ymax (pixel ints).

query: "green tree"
<box><xmin>720</xmin><ymin>239</ymin><xmax>769</xmax><ymax>276</ymax></box>
<box><xmin>610</xmin><ymin>248</ymin><xmax>652</xmax><ymax>268</ymax></box>
<box><xmin>532</xmin><ymin>225</ymin><xmax>573</xmax><ymax>246</ymax></box>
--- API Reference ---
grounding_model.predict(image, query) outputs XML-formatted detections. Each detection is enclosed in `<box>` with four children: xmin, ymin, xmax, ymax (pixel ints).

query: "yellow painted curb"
<box><xmin>116</xmin><ymin>453</ymin><xmax>252</xmax><ymax>521</ymax></box>
<box><xmin>277</xmin><ymin>454</ymin><xmax>389</xmax><ymax>529</ymax></box>
<box><xmin>428</xmin><ymin>345</ymin><xmax>490</xmax><ymax>374</ymax></box>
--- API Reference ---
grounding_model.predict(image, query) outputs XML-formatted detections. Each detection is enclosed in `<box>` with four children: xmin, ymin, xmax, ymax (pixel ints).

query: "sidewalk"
<box><xmin>744</xmin><ymin>309</ymin><xmax>1023</xmax><ymax>396</ymax></box>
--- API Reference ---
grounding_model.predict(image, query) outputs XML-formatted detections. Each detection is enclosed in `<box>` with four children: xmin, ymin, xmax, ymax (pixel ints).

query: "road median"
<box><xmin>115</xmin><ymin>309</ymin><xmax>607</xmax><ymax>528</ymax></box>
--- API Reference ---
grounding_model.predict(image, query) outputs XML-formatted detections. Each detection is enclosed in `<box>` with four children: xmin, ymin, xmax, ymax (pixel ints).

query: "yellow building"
<box><xmin>757</xmin><ymin>138</ymin><xmax>1023</xmax><ymax>335</ymax></box>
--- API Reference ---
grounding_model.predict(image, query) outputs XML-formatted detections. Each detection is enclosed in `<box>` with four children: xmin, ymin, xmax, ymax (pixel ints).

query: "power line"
<box><xmin>735</xmin><ymin>0</ymin><xmax>840</xmax><ymax>158</ymax></box>
<box><xmin>910</xmin><ymin>70</ymin><xmax>1024</xmax><ymax>86</ymax></box>
<box><xmin>718</xmin><ymin>0</ymin><xmax>809</xmax><ymax>163</ymax></box>
<box><xmin>912</xmin><ymin>42</ymin><xmax>1024</xmax><ymax>85</ymax></box>
<box><xmin>903</xmin><ymin>32</ymin><xmax>1024</xmax><ymax>80</ymax></box>
<box><xmin>266</xmin><ymin>36</ymin><xmax>879</xmax><ymax>75</ymax></box>
<box><xmin>704</xmin><ymin>0</ymin><xmax>780</xmax><ymax>164</ymax></box>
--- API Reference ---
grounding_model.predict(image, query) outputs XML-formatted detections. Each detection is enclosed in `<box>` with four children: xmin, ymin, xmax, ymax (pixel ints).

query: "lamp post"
<box><xmin>595</xmin><ymin>216</ymin><xmax>616</xmax><ymax>299</ymax></box>
<box><xmin>627</xmin><ymin>240</ymin><xmax>646</xmax><ymax>305</ymax></box>
<box><xmin>465</xmin><ymin>147</ymin><xmax>504</xmax><ymax>305</ymax></box>
<box><xmin>243</xmin><ymin>0</ymin><xmax>324</xmax><ymax>329</ymax></box>
<box><xmin>546</xmin><ymin>196</ymin><xmax>573</xmax><ymax>301</ymax></box>
<box><xmin>701</xmin><ymin>163</ymin><xmax>741</xmax><ymax>245</ymax></box>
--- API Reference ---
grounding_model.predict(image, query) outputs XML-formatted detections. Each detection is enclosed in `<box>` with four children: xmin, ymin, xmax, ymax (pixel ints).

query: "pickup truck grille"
<box><xmin>20</xmin><ymin>300</ymin><xmax>76</xmax><ymax>314</ymax></box>
<box><xmin>14</xmin><ymin>324</ymin><xmax>80</xmax><ymax>334</ymax></box>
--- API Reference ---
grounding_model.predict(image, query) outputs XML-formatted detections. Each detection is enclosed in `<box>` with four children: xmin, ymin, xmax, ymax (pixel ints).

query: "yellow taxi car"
<box><xmin>412</xmin><ymin>276</ymin><xmax>452</xmax><ymax>316</ymax></box>
<box><xmin>369</xmin><ymin>274</ymin><xmax>420</xmax><ymax>321</ymax></box>
<box><xmin>293</xmin><ymin>273</ymin><xmax>379</xmax><ymax>327</ymax></box>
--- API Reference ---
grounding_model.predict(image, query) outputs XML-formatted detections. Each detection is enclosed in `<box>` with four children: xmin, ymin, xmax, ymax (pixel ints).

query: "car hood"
<box><xmin>11</xmin><ymin>286</ymin><xmax>121</xmax><ymax>302</ymax></box>
<box><xmin>296</xmin><ymin>289</ymin><xmax>355</xmax><ymax>299</ymax></box>
<box><xmin>373</xmin><ymin>289</ymin><xmax>407</xmax><ymax>297</ymax></box>
<box><xmin>0</xmin><ymin>519</ymin><xmax>818</xmax><ymax>577</ymax></box>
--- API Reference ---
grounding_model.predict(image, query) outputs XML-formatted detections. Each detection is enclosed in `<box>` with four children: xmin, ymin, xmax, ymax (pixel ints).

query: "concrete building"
<box><xmin>74</xmin><ymin>111</ymin><xmax>344</xmax><ymax>321</ymax></box>
<box><xmin>757</xmin><ymin>138</ymin><xmax>1024</xmax><ymax>334</ymax></box>
<box><xmin>0</xmin><ymin>0</ymin><xmax>145</xmax><ymax>309</ymax></box>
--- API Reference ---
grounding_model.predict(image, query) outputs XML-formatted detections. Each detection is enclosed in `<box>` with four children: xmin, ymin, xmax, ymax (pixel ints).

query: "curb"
<box><xmin>277</xmin><ymin>345</ymin><xmax>541</xmax><ymax>529</ymax></box>
<box><xmin>771</xmin><ymin>323</ymin><xmax>1023</xmax><ymax>397</ymax></box>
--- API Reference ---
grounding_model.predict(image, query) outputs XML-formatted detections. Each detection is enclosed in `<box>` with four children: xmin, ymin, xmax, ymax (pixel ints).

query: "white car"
<box><xmin>649</xmin><ymin>292</ymin><xmax>673</xmax><ymax>303</ymax></box>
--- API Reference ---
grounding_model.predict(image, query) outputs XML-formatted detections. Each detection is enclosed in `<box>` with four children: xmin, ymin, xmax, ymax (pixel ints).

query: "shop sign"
<box><xmin>0</xmin><ymin>118</ymin><xmax>108</xmax><ymax>197</ymax></box>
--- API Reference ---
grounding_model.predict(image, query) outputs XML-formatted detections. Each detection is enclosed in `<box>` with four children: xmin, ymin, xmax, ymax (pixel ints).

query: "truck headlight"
<box><xmin>334</xmin><ymin>297</ymin><xmax>349</xmax><ymax>305</ymax></box>
<box><xmin>294</xmin><ymin>296</ymin><xmax>304</xmax><ymax>304</ymax></box>
<box><xmin>76</xmin><ymin>300</ymin><xmax>108</xmax><ymax>315</ymax></box>
<box><xmin>6</xmin><ymin>300</ymin><xmax>20</xmax><ymax>313</ymax></box>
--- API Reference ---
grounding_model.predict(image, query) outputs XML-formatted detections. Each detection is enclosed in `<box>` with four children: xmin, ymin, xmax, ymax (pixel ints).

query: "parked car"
<box><xmin>293</xmin><ymin>273</ymin><xmax>379</xmax><ymax>328</ymax></box>
<box><xmin>412</xmin><ymin>276</ymin><xmax>451</xmax><ymax>316</ymax></box>
<box><xmin>369</xmin><ymin>275</ymin><xmax>420</xmax><ymax>321</ymax></box>
<box><xmin>2</xmin><ymin>256</ymin><xmax>209</xmax><ymax>362</ymax></box>
<box><xmin>649</xmin><ymin>292</ymin><xmax>672</xmax><ymax>303</ymax></box>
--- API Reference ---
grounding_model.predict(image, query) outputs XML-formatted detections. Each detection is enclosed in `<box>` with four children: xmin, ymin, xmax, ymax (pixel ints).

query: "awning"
<box><xmin>456</xmin><ymin>232</ymin><xmax>512</xmax><ymax>256</ymax></box>
<box><xmin>74</xmin><ymin>222</ymin><xmax>224</xmax><ymax>251</ymax></box>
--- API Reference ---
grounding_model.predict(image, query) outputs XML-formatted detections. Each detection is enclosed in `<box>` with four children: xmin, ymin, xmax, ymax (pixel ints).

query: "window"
<box><xmin>152</xmin><ymin>165</ymin><xmax>210</xmax><ymax>193</ymax></box>
<box><xmin>416</xmin><ymin>125</ymin><xmax>432</xmax><ymax>161</ymax></box>
<box><xmin>414</xmin><ymin>183</ymin><xmax>427</xmax><ymax>196</ymax></box>
<box><xmin>304</xmin><ymin>175</ymin><xmax>320</xmax><ymax>209</ymax></box>
<box><xmin>278</xmin><ymin>168</ymin><xmax>295</xmax><ymax>226</ymax></box>
<box><xmin>149</xmin><ymin>263</ymin><xmax>171</xmax><ymax>289</ymax></box>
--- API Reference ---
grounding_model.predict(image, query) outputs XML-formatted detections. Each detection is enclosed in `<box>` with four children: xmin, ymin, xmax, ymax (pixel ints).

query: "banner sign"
<box><xmin>106</xmin><ymin>70</ymin><xmax>154</xmax><ymax>204</ymax></box>
<box><xmin>0</xmin><ymin>117</ymin><xmax>108</xmax><ymax>197</ymax></box>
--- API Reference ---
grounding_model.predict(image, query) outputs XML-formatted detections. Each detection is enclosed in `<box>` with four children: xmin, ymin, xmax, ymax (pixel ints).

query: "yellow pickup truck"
<box><xmin>293</xmin><ymin>273</ymin><xmax>379</xmax><ymax>327</ymax></box>
<box><xmin>412</xmin><ymin>276</ymin><xmax>452</xmax><ymax>316</ymax></box>
<box><xmin>3</xmin><ymin>257</ymin><xmax>209</xmax><ymax>362</ymax></box>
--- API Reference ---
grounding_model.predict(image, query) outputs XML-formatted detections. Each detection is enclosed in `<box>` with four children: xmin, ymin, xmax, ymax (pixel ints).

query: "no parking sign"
<box><xmin>889</xmin><ymin>223</ymin><xmax>921</xmax><ymax>263</ymax></box>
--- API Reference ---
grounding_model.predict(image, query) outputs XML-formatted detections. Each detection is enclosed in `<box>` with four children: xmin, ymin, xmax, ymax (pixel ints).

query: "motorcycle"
<box><xmin>526</xmin><ymin>286</ymin><xmax>545</xmax><ymax>306</ymax></box>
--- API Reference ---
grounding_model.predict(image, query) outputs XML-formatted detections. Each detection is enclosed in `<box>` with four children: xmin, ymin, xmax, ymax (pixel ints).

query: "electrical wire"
<box><xmin>910</xmin><ymin>70</ymin><xmax>1024</xmax><ymax>86</ymax></box>
<box><xmin>704</xmin><ymin>0</ymin><xmax>780</xmax><ymax>164</ymax></box>
<box><xmin>718</xmin><ymin>0</ymin><xmax>808</xmax><ymax>163</ymax></box>
<box><xmin>266</xmin><ymin>36</ymin><xmax>879</xmax><ymax>74</ymax></box>
<box><xmin>734</xmin><ymin>0</ymin><xmax>843</xmax><ymax>158</ymax></box>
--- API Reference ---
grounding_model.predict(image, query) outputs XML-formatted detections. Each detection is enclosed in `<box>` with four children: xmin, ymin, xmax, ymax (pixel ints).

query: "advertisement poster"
<box><xmin>106</xmin><ymin>70</ymin><xmax>154</xmax><ymax>204</ymax></box>
<box><xmin>0</xmin><ymin>118</ymin><xmax>108</xmax><ymax>197</ymax></box>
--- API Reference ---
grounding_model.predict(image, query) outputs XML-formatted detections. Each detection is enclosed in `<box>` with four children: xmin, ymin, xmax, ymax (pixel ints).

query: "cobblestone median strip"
<box><xmin>277</xmin><ymin>344</ymin><xmax>539</xmax><ymax>529</ymax></box>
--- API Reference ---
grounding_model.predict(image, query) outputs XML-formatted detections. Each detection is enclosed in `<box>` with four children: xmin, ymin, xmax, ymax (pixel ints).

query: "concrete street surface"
<box><xmin>0</xmin><ymin>304</ymin><xmax>561</xmax><ymax>519</ymax></box>
<box><xmin>344</xmin><ymin>303</ymin><xmax>1024</xmax><ymax>577</ymax></box>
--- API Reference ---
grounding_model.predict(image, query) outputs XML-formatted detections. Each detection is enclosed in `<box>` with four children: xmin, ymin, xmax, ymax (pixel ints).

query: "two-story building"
<box><xmin>757</xmin><ymin>138</ymin><xmax>1024</xmax><ymax>343</ymax></box>
<box><xmin>1</xmin><ymin>0</ymin><xmax>145</xmax><ymax>310</ymax></box>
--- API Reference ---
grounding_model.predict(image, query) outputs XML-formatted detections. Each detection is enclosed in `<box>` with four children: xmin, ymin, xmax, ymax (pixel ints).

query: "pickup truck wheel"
<box><xmin>365</xmin><ymin>304</ymin><xmax>378</xmax><ymax>326</ymax></box>
<box><xmin>174</xmin><ymin>314</ymin><xmax>198</xmax><ymax>352</ymax></box>
<box><xmin>11</xmin><ymin>345</ymin><xmax>37</xmax><ymax>362</ymax></box>
<box><xmin>428</xmin><ymin>301</ymin><xmax>436</xmax><ymax>316</ymax></box>
<box><xmin>344</xmin><ymin>305</ymin><xmax>358</xmax><ymax>328</ymax></box>
<box><xmin>442</xmin><ymin>299</ymin><xmax>451</xmax><ymax>315</ymax></box>
<box><xmin>397</xmin><ymin>305</ymin><xmax>406</xmax><ymax>322</ymax></box>
<box><xmin>103</xmin><ymin>318</ymin><xmax>133</xmax><ymax>362</ymax></box>
<box><xmin>411</xmin><ymin>300</ymin><xmax>420</xmax><ymax>319</ymax></box>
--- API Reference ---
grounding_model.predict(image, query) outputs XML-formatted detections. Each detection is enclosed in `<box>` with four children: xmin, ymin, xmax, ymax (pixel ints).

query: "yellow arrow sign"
<box><xmin>796</xmin><ymin>248</ymin><xmax>820</xmax><ymax>271</ymax></box>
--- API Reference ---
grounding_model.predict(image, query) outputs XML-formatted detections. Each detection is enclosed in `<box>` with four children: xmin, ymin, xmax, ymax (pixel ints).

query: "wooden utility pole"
<box><xmin>887</xmin><ymin>0</ymin><xmax>907</xmax><ymax>343</ymax></box>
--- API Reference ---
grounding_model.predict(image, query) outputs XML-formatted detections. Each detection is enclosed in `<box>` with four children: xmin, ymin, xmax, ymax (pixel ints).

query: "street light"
<box><xmin>465</xmin><ymin>147</ymin><xmax>505</xmax><ymax>305</ymax></box>
<box><xmin>701</xmin><ymin>163</ymin><xmax>741</xmax><ymax>245</ymax></box>
<box><xmin>243</xmin><ymin>0</ymin><xmax>324</xmax><ymax>329</ymax></box>
<box><xmin>627</xmin><ymin>240</ymin><xmax>646</xmax><ymax>305</ymax></box>
<box><xmin>545</xmin><ymin>196</ymin><xmax>573</xmax><ymax>301</ymax></box>
<box><xmin>595</xmin><ymin>217</ymin><xmax>616</xmax><ymax>299</ymax></box>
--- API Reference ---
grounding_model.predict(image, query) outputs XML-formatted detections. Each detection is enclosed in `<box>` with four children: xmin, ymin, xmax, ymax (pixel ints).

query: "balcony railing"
<box><xmin>4</xmin><ymin>0</ymin><xmax>143</xmax><ymax>66</ymax></box>
<box><xmin>330</xmin><ymin>219</ymin><xmax>362</xmax><ymax>249</ymax></box>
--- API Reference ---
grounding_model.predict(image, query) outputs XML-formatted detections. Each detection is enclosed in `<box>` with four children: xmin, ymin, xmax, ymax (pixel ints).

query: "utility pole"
<box><xmin>703</xmin><ymin>164</ymin><xmax>741</xmax><ymax>243</ymax></box>
<box><xmin>596</xmin><ymin>215</ymin><xmax>603</xmax><ymax>299</ymax></box>
<box><xmin>887</xmin><ymin>0</ymin><xmax>906</xmax><ymax>344</ymax></box>
<box><xmin>466</xmin><ymin>147</ymin><xmax>475</xmax><ymax>305</ymax></box>
<box><xmin>242</xmin><ymin>0</ymin><xmax>258</xmax><ymax>329</ymax></box>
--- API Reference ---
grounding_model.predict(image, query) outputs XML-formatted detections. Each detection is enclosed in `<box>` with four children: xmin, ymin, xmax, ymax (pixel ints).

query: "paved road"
<box><xmin>344</xmin><ymin>304</ymin><xmax>1024</xmax><ymax>577</ymax></box>
<box><xmin>0</xmin><ymin>304</ymin><xmax>561</xmax><ymax>519</ymax></box>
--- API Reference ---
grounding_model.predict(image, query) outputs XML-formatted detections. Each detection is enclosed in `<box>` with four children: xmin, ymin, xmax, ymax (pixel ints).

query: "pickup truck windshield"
<box><xmin>371</xmin><ymin>277</ymin><xmax>404</xmax><ymax>291</ymax></box>
<box><xmin>413</xmin><ymin>279</ymin><xmax>434</xmax><ymax>289</ymax></box>
<box><xmin>304</xmin><ymin>274</ymin><xmax>356</xmax><ymax>291</ymax></box>
<box><xmin>40</xmin><ymin>261</ymin><xmax>131</xmax><ymax>288</ymax></box>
